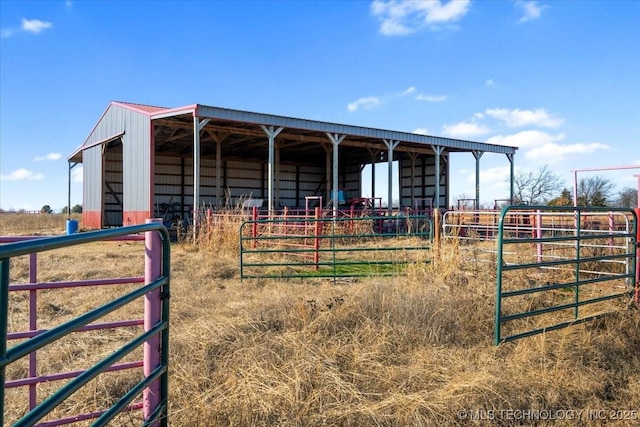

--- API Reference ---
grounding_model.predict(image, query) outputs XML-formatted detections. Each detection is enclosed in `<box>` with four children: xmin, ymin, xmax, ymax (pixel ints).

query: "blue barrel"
<box><xmin>66</xmin><ymin>219</ymin><xmax>78</xmax><ymax>235</ymax></box>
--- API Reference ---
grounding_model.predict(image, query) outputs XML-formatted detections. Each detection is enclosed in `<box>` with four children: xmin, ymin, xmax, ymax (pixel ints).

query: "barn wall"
<box><xmin>399</xmin><ymin>154</ymin><xmax>448</xmax><ymax>209</ymax></box>
<box><xmin>153</xmin><ymin>156</ymin><xmax>329</xmax><ymax>213</ymax></box>
<box><xmin>341</xmin><ymin>164</ymin><xmax>361</xmax><ymax>203</ymax></box>
<box><xmin>79</xmin><ymin>104</ymin><xmax>151</xmax><ymax>227</ymax></box>
<box><xmin>82</xmin><ymin>145</ymin><xmax>103</xmax><ymax>228</ymax></box>
<box><xmin>104</xmin><ymin>150</ymin><xmax>123</xmax><ymax>227</ymax></box>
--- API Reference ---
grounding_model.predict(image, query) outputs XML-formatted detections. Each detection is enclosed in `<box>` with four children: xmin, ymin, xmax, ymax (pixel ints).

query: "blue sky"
<box><xmin>1</xmin><ymin>0</ymin><xmax>639</xmax><ymax>212</ymax></box>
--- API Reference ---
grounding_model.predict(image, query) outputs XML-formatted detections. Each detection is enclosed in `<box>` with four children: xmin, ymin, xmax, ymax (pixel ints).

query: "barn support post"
<box><xmin>323</xmin><ymin>145</ymin><xmax>331</xmax><ymax>208</ymax></box>
<box><xmin>506</xmin><ymin>153</ymin><xmax>515</xmax><ymax>204</ymax></box>
<box><xmin>409</xmin><ymin>153</ymin><xmax>418</xmax><ymax>209</ymax></box>
<box><xmin>260</xmin><ymin>125</ymin><xmax>284</xmax><ymax>216</ymax></box>
<box><xmin>67</xmin><ymin>162</ymin><xmax>79</xmax><ymax>219</ymax></box>
<box><xmin>431</xmin><ymin>146</ymin><xmax>444</xmax><ymax>209</ymax></box>
<box><xmin>275</xmin><ymin>142</ymin><xmax>281</xmax><ymax>210</ymax></box>
<box><xmin>383</xmin><ymin>140</ymin><xmax>399</xmax><ymax>215</ymax></box>
<box><xmin>367</xmin><ymin>149</ymin><xmax>379</xmax><ymax>200</ymax></box>
<box><xmin>472</xmin><ymin>150</ymin><xmax>484</xmax><ymax>209</ymax></box>
<box><xmin>193</xmin><ymin>117</ymin><xmax>210</xmax><ymax>237</ymax></box>
<box><xmin>206</xmin><ymin>131</ymin><xmax>228</xmax><ymax>208</ymax></box>
<box><xmin>216</xmin><ymin>135</ymin><xmax>222</xmax><ymax>207</ymax></box>
<box><xmin>326</xmin><ymin>133</ymin><xmax>346</xmax><ymax>217</ymax></box>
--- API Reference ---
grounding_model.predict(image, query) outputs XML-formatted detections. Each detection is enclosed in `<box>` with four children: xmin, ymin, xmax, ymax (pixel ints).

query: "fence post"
<box><xmin>314</xmin><ymin>207</ymin><xmax>321</xmax><ymax>270</ymax></box>
<box><xmin>252</xmin><ymin>207</ymin><xmax>258</xmax><ymax>249</ymax></box>
<box><xmin>29</xmin><ymin>253</ymin><xmax>37</xmax><ymax>411</ymax></box>
<box><xmin>144</xmin><ymin>219</ymin><xmax>162</xmax><ymax>426</ymax></box>
<box><xmin>283</xmin><ymin>207</ymin><xmax>288</xmax><ymax>235</ymax></box>
<box><xmin>433</xmin><ymin>208</ymin><xmax>441</xmax><ymax>259</ymax></box>
<box><xmin>635</xmin><ymin>208</ymin><xmax>640</xmax><ymax>305</ymax></box>
<box><xmin>536</xmin><ymin>210</ymin><xmax>542</xmax><ymax>263</ymax></box>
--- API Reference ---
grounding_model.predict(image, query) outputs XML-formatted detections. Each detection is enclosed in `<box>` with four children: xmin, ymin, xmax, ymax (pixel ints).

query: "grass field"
<box><xmin>2</xmin><ymin>213</ymin><xmax>640</xmax><ymax>426</ymax></box>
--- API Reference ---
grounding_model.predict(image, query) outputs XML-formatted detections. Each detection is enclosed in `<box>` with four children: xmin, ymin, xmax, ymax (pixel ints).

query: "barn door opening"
<box><xmin>103</xmin><ymin>138</ymin><xmax>124</xmax><ymax>227</ymax></box>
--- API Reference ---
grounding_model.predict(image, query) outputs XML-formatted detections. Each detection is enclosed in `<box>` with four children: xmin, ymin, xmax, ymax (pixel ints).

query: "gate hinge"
<box><xmin>159</xmin><ymin>291</ymin><xmax>171</xmax><ymax>300</ymax></box>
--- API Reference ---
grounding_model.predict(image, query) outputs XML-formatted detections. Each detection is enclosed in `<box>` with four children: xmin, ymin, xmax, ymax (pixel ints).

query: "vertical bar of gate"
<box><xmin>536</xmin><ymin>210</ymin><xmax>542</xmax><ymax>263</ymax></box>
<box><xmin>0</xmin><ymin>258</ymin><xmax>9</xmax><ymax>427</ymax></box>
<box><xmin>574</xmin><ymin>210</ymin><xmax>581</xmax><ymax>319</ymax></box>
<box><xmin>144</xmin><ymin>219</ymin><xmax>162</xmax><ymax>426</ymax></box>
<box><xmin>608</xmin><ymin>212</ymin><xmax>614</xmax><ymax>254</ymax></box>
<box><xmin>29</xmin><ymin>253</ymin><xmax>37</xmax><ymax>411</ymax></box>
<box><xmin>494</xmin><ymin>206</ymin><xmax>508</xmax><ymax>346</ymax></box>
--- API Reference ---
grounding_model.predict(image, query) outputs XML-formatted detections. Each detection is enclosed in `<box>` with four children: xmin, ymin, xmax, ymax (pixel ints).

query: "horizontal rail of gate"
<box><xmin>240</xmin><ymin>215</ymin><xmax>432</xmax><ymax>280</ymax></box>
<box><xmin>495</xmin><ymin>206</ymin><xmax>638</xmax><ymax>345</ymax></box>
<box><xmin>442</xmin><ymin>209</ymin><xmax>634</xmax><ymax>268</ymax></box>
<box><xmin>1</xmin><ymin>222</ymin><xmax>170</xmax><ymax>427</ymax></box>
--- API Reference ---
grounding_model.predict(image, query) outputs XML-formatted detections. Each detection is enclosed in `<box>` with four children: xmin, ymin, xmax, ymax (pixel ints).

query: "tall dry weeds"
<box><xmin>2</xmin><ymin>214</ymin><xmax>639</xmax><ymax>426</ymax></box>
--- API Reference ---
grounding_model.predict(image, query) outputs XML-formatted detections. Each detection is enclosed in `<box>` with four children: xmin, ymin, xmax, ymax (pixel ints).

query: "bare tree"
<box><xmin>576</xmin><ymin>176</ymin><xmax>616</xmax><ymax>206</ymax></box>
<box><xmin>614</xmin><ymin>187</ymin><xmax>638</xmax><ymax>208</ymax></box>
<box><xmin>512</xmin><ymin>165</ymin><xmax>565</xmax><ymax>205</ymax></box>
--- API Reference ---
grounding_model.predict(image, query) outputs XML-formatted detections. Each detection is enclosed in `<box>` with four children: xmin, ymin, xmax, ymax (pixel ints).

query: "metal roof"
<box><xmin>69</xmin><ymin>101</ymin><xmax>517</xmax><ymax>164</ymax></box>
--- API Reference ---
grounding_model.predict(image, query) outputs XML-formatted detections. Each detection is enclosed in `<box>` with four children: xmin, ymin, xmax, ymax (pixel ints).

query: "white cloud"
<box><xmin>400</xmin><ymin>86</ymin><xmax>416</xmax><ymax>96</ymax></box>
<box><xmin>526</xmin><ymin>142</ymin><xmax>610</xmax><ymax>162</ymax></box>
<box><xmin>485</xmin><ymin>107</ymin><xmax>564</xmax><ymax>128</ymax></box>
<box><xmin>0</xmin><ymin>28</ymin><xmax>14</xmax><ymax>38</ymax></box>
<box><xmin>413</xmin><ymin>128</ymin><xmax>430</xmax><ymax>135</ymax></box>
<box><xmin>517</xmin><ymin>1</ymin><xmax>547</xmax><ymax>23</ymax></box>
<box><xmin>442</xmin><ymin>121</ymin><xmax>491</xmax><ymax>138</ymax></box>
<box><xmin>371</xmin><ymin>0</ymin><xmax>471</xmax><ymax>36</ymax></box>
<box><xmin>0</xmin><ymin>168</ymin><xmax>45</xmax><ymax>181</ymax></box>
<box><xmin>34</xmin><ymin>152</ymin><xmax>62</xmax><ymax>161</ymax></box>
<box><xmin>416</xmin><ymin>94</ymin><xmax>447</xmax><ymax>102</ymax></box>
<box><xmin>485</xmin><ymin>79</ymin><xmax>495</xmax><ymax>87</ymax></box>
<box><xmin>487</xmin><ymin>130</ymin><xmax>565</xmax><ymax>148</ymax></box>
<box><xmin>72</xmin><ymin>166</ymin><xmax>83</xmax><ymax>183</ymax></box>
<box><xmin>462</xmin><ymin>166</ymin><xmax>512</xmax><ymax>203</ymax></box>
<box><xmin>21</xmin><ymin>19</ymin><xmax>53</xmax><ymax>34</ymax></box>
<box><xmin>347</xmin><ymin>96</ymin><xmax>381</xmax><ymax>113</ymax></box>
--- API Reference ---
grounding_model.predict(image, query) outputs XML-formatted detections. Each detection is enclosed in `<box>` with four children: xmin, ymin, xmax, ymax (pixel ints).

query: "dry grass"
<box><xmin>0</xmin><ymin>212</ymin><xmax>81</xmax><ymax>236</ymax></box>
<box><xmin>2</xmin><ymin>213</ymin><xmax>640</xmax><ymax>426</ymax></box>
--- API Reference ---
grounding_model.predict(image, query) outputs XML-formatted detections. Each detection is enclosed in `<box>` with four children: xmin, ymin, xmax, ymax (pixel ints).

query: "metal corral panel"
<box><xmin>83</xmin><ymin>145</ymin><xmax>103</xmax><ymax>212</ymax></box>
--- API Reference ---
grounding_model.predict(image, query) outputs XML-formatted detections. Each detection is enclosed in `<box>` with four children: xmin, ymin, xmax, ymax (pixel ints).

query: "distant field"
<box><xmin>2</xmin><ymin>213</ymin><xmax>639</xmax><ymax>426</ymax></box>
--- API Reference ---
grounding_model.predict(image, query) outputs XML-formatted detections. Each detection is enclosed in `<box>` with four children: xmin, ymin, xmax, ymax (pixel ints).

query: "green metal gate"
<box><xmin>240</xmin><ymin>214</ymin><xmax>432</xmax><ymax>280</ymax></box>
<box><xmin>1</xmin><ymin>223</ymin><xmax>170</xmax><ymax>426</ymax></box>
<box><xmin>495</xmin><ymin>205</ymin><xmax>637</xmax><ymax>345</ymax></box>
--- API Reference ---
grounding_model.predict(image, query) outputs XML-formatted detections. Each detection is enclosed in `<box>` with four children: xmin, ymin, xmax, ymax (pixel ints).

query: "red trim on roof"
<box><xmin>149</xmin><ymin>104</ymin><xmax>198</xmax><ymax>120</ymax></box>
<box><xmin>112</xmin><ymin>101</ymin><xmax>168</xmax><ymax>115</ymax></box>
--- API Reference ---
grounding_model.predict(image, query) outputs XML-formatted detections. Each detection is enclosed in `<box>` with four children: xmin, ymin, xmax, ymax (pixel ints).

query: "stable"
<box><xmin>68</xmin><ymin>101</ymin><xmax>518</xmax><ymax>228</ymax></box>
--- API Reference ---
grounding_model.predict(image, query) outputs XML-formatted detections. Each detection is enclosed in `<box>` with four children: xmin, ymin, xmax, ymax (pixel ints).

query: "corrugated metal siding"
<box><xmin>399</xmin><ymin>155</ymin><xmax>447</xmax><ymax>208</ymax></box>
<box><xmin>121</xmin><ymin>108</ymin><xmax>151</xmax><ymax>212</ymax></box>
<box><xmin>104</xmin><ymin>151</ymin><xmax>123</xmax><ymax>226</ymax></box>
<box><xmin>152</xmin><ymin>157</ymin><xmax>329</xmax><ymax>211</ymax></box>
<box><xmin>341</xmin><ymin>164</ymin><xmax>361</xmax><ymax>202</ymax></box>
<box><xmin>82</xmin><ymin>104</ymin><xmax>151</xmax><ymax>218</ymax></box>
<box><xmin>83</xmin><ymin>145</ymin><xmax>103</xmax><ymax>213</ymax></box>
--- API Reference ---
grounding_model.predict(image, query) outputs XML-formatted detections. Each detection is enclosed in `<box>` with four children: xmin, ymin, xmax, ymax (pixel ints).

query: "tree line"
<box><xmin>513</xmin><ymin>165</ymin><xmax>637</xmax><ymax>208</ymax></box>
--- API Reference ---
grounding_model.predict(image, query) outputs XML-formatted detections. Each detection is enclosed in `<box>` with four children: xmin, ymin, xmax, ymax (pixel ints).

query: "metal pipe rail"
<box><xmin>240</xmin><ymin>215</ymin><xmax>433</xmax><ymax>281</ymax></box>
<box><xmin>494</xmin><ymin>205</ymin><xmax>637</xmax><ymax>345</ymax></box>
<box><xmin>1</xmin><ymin>222</ymin><xmax>170</xmax><ymax>427</ymax></box>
